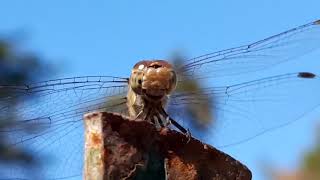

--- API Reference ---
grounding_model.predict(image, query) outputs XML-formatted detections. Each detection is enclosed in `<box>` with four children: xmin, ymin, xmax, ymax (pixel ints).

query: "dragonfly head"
<box><xmin>129</xmin><ymin>60</ymin><xmax>177</xmax><ymax>100</ymax></box>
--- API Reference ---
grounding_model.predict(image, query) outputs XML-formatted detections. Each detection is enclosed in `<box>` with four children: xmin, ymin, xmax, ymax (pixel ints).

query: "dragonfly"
<box><xmin>0</xmin><ymin>20</ymin><xmax>320</xmax><ymax>179</ymax></box>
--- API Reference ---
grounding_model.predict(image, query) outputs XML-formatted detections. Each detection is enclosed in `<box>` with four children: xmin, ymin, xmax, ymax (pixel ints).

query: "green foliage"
<box><xmin>302</xmin><ymin>126</ymin><xmax>320</xmax><ymax>178</ymax></box>
<box><xmin>271</xmin><ymin>125</ymin><xmax>320</xmax><ymax>180</ymax></box>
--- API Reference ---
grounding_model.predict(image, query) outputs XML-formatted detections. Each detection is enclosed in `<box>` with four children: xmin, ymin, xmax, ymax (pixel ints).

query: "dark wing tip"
<box><xmin>298</xmin><ymin>72</ymin><xmax>316</xmax><ymax>79</ymax></box>
<box><xmin>314</xmin><ymin>19</ymin><xmax>320</xmax><ymax>25</ymax></box>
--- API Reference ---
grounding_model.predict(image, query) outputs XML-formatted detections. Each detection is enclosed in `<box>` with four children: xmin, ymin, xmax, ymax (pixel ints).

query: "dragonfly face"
<box><xmin>129</xmin><ymin>60</ymin><xmax>177</xmax><ymax>101</ymax></box>
<box><xmin>127</xmin><ymin>60</ymin><xmax>178</xmax><ymax>127</ymax></box>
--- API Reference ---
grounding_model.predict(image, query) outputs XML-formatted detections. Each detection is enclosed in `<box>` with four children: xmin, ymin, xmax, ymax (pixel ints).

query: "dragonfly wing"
<box><xmin>168</xmin><ymin>72</ymin><xmax>320</xmax><ymax>148</ymax></box>
<box><xmin>169</xmin><ymin>20</ymin><xmax>320</xmax><ymax>147</ymax></box>
<box><xmin>0</xmin><ymin>76</ymin><xmax>128</xmax><ymax>179</ymax></box>
<box><xmin>178</xmin><ymin>20</ymin><xmax>320</xmax><ymax>79</ymax></box>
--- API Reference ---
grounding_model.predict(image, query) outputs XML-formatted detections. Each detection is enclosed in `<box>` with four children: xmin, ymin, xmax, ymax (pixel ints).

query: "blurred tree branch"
<box><xmin>0</xmin><ymin>38</ymin><xmax>52</xmax><ymax>164</ymax></box>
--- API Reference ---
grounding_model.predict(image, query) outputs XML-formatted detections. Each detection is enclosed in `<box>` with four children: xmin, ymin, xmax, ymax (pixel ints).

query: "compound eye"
<box><xmin>153</xmin><ymin>60</ymin><xmax>173</xmax><ymax>68</ymax></box>
<box><xmin>133</xmin><ymin>61</ymin><xmax>150</xmax><ymax>70</ymax></box>
<box><xmin>149</xmin><ymin>64</ymin><xmax>161</xmax><ymax>69</ymax></box>
<box><xmin>167</xmin><ymin>71</ymin><xmax>177</xmax><ymax>93</ymax></box>
<box><xmin>130</xmin><ymin>72</ymin><xmax>143</xmax><ymax>95</ymax></box>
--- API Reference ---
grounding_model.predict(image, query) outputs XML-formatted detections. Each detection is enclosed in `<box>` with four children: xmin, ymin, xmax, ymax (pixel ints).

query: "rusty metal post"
<box><xmin>84</xmin><ymin>112</ymin><xmax>105</xmax><ymax>180</ymax></box>
<box><xmin>83</xmin><ymin>111</ymin><xmax>252</xmax><ymax>180</ymax></box>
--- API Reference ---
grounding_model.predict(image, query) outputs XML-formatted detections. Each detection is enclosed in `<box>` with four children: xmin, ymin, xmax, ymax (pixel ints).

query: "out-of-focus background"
<box><xmin>0</xmin><ymin>1</ymin><xmax>320</xmax><ymax>179</ymax></box>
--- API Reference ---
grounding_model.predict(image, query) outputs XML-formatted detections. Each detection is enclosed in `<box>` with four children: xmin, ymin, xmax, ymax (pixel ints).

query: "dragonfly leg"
<box><xmin>159</xmin><ymin>107</ymin><xmax>191</xmax><ymax>139</ymax></box>
<box><xmin>154</xmin><ymin>112</ymin><xmax>165</xmax><ymax>128</ymax></box>
<box><xmin>134</xmin><ymin>110</ymin><xmax>144</xmax><ymax>120</ymax></box>
<box><xmin>169</xmin><ymin>117</ymin><xmax>191</xmax><ymax>139</ymax></box>
<box><xmin>143</xmin><ymin>108</ymin><xmax>152</xmax><ymax>122</ymax></box>
<box><xmin>152</xmin><ymin>114</ymin><xmax>163</xmax><ymax>129</ymax></box>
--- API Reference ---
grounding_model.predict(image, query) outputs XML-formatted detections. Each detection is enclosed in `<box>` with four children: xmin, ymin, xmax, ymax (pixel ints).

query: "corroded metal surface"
<box><xmin>84</xmin><ymin>112</ymin><xmax>105</xmax><ymax>180</ymax></box>
<box><xmin>84</xmin><ymin>112</ymin><xmax>252</xmax><ymax>180</ymax></box>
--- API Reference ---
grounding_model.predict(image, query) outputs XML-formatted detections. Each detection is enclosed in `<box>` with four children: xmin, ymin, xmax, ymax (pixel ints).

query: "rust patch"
<box><xmin>91</xmin><ymin>132</ymin><xmax>102</xmax><ymax>145</ymax></box>
<box><xmin>166</xmin><ymin>154</ymin><xmax>197</xmax><ymax>180</ymax></box>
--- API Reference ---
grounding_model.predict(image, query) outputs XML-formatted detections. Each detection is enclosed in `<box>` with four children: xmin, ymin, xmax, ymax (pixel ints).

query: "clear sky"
<box><xmin>1</xmin><ymin>1</ymin><xmax>320</xmax><ymax>179</ymax></box>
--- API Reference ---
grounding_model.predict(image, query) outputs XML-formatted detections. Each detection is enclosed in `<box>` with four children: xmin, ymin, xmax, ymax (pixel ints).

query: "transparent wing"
<box><xmin>168</xmin><ymin>72</ymin><xmax>320</xmax><ymax>147</ymax></box>
<box><xmin>177</xmin><ymin>20</ymin><xmax>320</xmax><ymax>79</ymax></box>
<box><xmin>0</xmin><ymin>76</ymin><xmax>129</xmax><ymax>179</ymax></box>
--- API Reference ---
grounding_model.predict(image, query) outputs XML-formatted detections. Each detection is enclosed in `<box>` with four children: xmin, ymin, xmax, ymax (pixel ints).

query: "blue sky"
<box><xmin>1</xmin><ymin>1</ymin><xmax>320</xmax><ymax>179</ymax></box>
